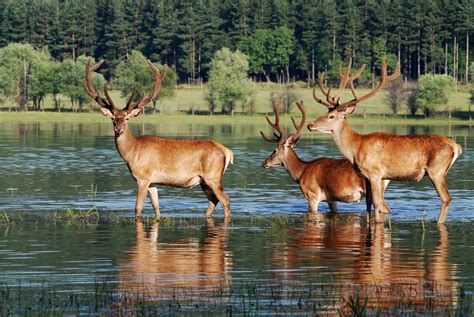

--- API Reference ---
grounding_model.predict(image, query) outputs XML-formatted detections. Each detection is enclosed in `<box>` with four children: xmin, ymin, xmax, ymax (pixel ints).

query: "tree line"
<box><xmin>0</xmin><ymin>0</ymin><xmax>472</xmax><ymax>84</ymax></box>
<box><xmin>0</xmin><ymin>44</ymin><xmax>175</xmax><ymax>111</ymax></box>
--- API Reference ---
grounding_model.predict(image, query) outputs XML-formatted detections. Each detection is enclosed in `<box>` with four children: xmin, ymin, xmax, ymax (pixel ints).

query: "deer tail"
<box><xmin>212</xmin><ymin>141</ymin><xmax>233</xmax><ymax>172</ymax></box>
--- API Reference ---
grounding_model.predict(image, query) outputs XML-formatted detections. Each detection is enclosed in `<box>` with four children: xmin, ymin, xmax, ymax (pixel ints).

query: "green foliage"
<box><xmin>207</xmin><ymin>48</ymin><xmax>256</xmax><ymax>114</ymax></box>
<box><xmin>57</xmin><ymin>56</ymin><xmax>106</xmax><ymax>111</ymax></box>
<box><xmin>0</xmin><ymin>43</ymin><xmax>52</xmax><ymax>110</ymax></box>
<box><xmin>115</xmin><ymin>50</ymin><xmax>176</xmax><ymax>112</ymax></box>
<box><xmin>238</xmin><ymin>26</ymin><xmax>295</xmax><ymax>81</ymax></box>
<box><xmin>416</xmin><ymin>75</ymin><xmax>453</xmax><ymax>117</ymax></box>
<box><xmin>0</xmin><ymin>0</ymin><xmax>472</xmax><ymax>100</ymax></box>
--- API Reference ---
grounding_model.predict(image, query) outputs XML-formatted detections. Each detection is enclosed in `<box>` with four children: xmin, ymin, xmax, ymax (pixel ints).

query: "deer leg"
<box><xmin>328</xmin><ymin>201</ymin><xmax>338</xmax><ymax>213</ymax></box>
<box><xmin>428</xmin><ymin>174</ymin><xmax>451</xmax><ymax>225</ymax></box>
<box><xmin>365</xmin><ymin>178</ymin><xmax>372</xmax><ymax>222</ymax></box>
<box><xmin>381</xmin><ymin>180</ymin><xmax>392</xmax><ymax>214</ymax></box>
<box><xmin>147</xmin><ymin>186</ymin><xmax>160</xmax><ymax>219</ymax></box>
<box><xmin>201</xmin><ymin>183</ymin><xmax>219</xmax><ymax>217</ymax></box>
<box><xmin>306</xmin><ymin>191</ymin><xmax>320</xmax><ymax>219</ymax></box>
<box><xmin>206</xmin><ymin>180</ymin><xmax>231</xmax><ymax>219</ymax></box>
<box><xmin>135</xmin><ymin>181</ymin><xmax>150</xmax><ymax>218</ymax></box>
<box><xmin>369</xmin><ymin>178</ymin><xmax>385</xmax><ymax>224</ymax></box>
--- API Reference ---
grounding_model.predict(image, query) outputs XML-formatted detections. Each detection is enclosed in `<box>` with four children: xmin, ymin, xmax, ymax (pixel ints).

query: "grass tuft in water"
<box><xmin>0</xmin><ymin>279</ymin><xmax>471</xmax><ymax>316</ymax></box>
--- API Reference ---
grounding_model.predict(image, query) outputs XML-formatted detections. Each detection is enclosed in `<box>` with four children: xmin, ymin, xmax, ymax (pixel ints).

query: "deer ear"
<box><xmin>128</xmin><ymin>107</ymin><xmax>143</xmax><ymax>118</ymax></box>
<box><xmin>99</xmin><ymin>107</ymin><xmax>114</xmax><ymax>118</ymax></box>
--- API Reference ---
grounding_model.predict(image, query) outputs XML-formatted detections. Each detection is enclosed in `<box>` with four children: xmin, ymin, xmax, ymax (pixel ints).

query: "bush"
<box><xmin>271</xmin><ymin>84</ymin><xmax>301</xmax><ymax>114</ymax></box>
<box><xmin>384</xmin><ymin>78</ymin><xmax>407</xmax><ymax>114</ymax></box>
<box><xmin>415</xmin><ymin>75</ymin><xmax>453</xmax><ymax>117</ymax></box>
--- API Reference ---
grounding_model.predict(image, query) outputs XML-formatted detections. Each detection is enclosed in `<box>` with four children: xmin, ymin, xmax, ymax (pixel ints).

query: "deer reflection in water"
<box><xmin>117</xmin><ymin>219</ymin><xmax>232</xmax><ymax>302</ymax></box>
<box><xmin>272</xmin><ymin>218</ymin><xmax>459</xmax><ymax>314</ymax></box>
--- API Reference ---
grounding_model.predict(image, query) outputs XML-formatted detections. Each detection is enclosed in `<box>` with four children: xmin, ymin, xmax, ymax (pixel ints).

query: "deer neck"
<box><xmin>331</xmin><ymin>120</ymin><xmax>361</xmax><ymax>164</ymax></box>
<box><xmin>114</xmin><ymin>127</ymin><xmax>137</xmax><ymax>163</ymax></box>
<box><xmin>282</xmin><ymin>148</ymin><xmax>307</xmax><ymax>182</ymax></box>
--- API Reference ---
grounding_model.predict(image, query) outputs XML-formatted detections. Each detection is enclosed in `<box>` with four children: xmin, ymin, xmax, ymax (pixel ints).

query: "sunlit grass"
<box><xmin>1</xmin><ymin>86</ymin><xmax>472</xmax><ymax>123</ymax></box>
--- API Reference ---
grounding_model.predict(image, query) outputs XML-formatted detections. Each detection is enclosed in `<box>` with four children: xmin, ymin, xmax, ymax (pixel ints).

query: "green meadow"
<box><xmin>1</xmin><ymin>85</ymin><xmax>472</xmax><ymax>122</ymax></box>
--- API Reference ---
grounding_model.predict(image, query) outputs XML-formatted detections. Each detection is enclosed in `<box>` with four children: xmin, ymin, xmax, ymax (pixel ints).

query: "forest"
<box><xmin>0</xmin><ymin>0</ymin><xmax>472</xmax><ymax>84</ymax></box>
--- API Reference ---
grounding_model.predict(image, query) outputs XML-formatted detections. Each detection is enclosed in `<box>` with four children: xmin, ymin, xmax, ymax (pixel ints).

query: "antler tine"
<box><xmin>82</xmin><ymin>58</ymin><xmax>115</xmax><ymax>111</ymax></box>
<box><xmin>126</xmin><ymin>86</ymin><xmax>138</xmax><ymax>111</ymax></box>
<box><xmin>128</xmin><ymin>60</ymin><xmax>166</xmax><ymax>111</ymax></box>
<box><xmin>347</xmin><ymin>64</ymin><xmax>366</xmax><ymax>101</ymax></box>
<box><xmin>340</xmin><ymin>58</ymin><xmax>401</xmax><ymax>109</ymax></box>
<box><xmin>261</xmin><ymin>100</ymin><xmax>286</xmax><ymax>143</ymax></box>
<box><xmin>331</xmin><ymin>58</ymin><xmax>352</xmax><ymax>103</ymax></box>
<box><xmin>290</xmin><ymin>100</ymin><xmax>307</xmax><ymax>141</ymax></box>
<box><xmin>312</xmin><ymin>72</ymin><xmax>334</xmax><ymax>108</ymax></box>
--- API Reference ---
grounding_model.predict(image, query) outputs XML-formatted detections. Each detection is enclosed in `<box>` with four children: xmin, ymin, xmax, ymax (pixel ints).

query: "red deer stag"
<box><xmin>261</xmin><ymin>100</ymin><xmax>391</xmax><ymax>217</ymax></box>
<box><xmin>307</xmin><ymin>58</ymin><xmax>462</xmax><ymax>224</ymax></box>
<box><xmin>83</xmin><ymin>59</ymin><xmax>233</xmax><ymax>219</ymax></box>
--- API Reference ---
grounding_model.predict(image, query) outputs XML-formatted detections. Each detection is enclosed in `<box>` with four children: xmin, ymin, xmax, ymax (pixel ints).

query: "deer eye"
<box><xmin>328</xmin><ymin>114</ymin><xmax>335</xmax><ymax>119</ymax></box>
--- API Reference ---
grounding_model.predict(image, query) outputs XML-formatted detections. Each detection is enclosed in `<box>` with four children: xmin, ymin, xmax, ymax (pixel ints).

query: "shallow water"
<box><xmin>0</xmin><ymin>120</ymin><xmax>472</xmax><ymax>220</ymax></box>
<box><xmin>0</xmin><ymin>119</ymin><xmax>473</xmax><ymax>314</ymax></box>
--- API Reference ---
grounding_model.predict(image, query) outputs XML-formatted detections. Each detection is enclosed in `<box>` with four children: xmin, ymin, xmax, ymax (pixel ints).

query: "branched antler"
<box><xmin>290</xmin><ymin>101</ymin><xmax>306</xmax><ymax>142</ymax></box>
<box><xmin>261</xmin><ymin>100</ymin><xmax>286</xmax><ymax>144</ymax></box>
<box><xmin>312</xmin><ymin>58</ymin><xmax>400</xmax><ymax>111</ymax></box>
<box><xmin>83</xmin><ymin>58</ymin><xmax>166</xmax><ymax>113</ymax></box>
<box><xmin>126</xmin><ymin>60</ymin><xmax>166</xmax><ymax>112</ymax></box>
<box><xmin>82</xmin><ymin>59</ymin><xmax>115</xmax><ymax>111</ymax></box>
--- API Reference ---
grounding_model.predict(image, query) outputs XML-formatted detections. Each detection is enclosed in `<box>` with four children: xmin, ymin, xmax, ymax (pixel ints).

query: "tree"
<box><xmin>406</xmin><ymin>83</ymin><xmax>419</xmax><ymax>116</ymax></box>
<box><xmin>238</xmin><ymin>27</ymin><xmax>295</xmax><ymax>82</ymax></box>
<box><xmin>57</xmin><ymin>56</ymin><xmax>106</xmax><ymax>112</ymax></box>
<box><xmin>384</xmin><ymin>78</ymin><xmax>407</xmax><ymax>114</ymax></box>
<box><xmin>115</xmin><ymin>50</ymin><xmax>176</xmax><ymax>113</ymax></box>
<box><xmin>416</xmin><ymin>74</ymin><xmax>453</xmax><ymax>117</ymax></box>
<box><xmin>207</xmin><ymin>48</ymin><xmax>255</xmax><ymax>115</ymax></box>
<box><xmin>29</xmin><ymin>59</ymin><xmax>58</xmax><ymax>111</ymax></box>
<box><xmin>0</xmin><ymin>43</ymin><xmax>52</xmax><ymax>111</ymax></box>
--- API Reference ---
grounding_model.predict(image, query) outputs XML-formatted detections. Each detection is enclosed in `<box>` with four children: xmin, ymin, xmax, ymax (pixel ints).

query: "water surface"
<box><xmin>0</xmin><ymin>118</ymin><xmax>473</xmax><ymax>314</ymax></box>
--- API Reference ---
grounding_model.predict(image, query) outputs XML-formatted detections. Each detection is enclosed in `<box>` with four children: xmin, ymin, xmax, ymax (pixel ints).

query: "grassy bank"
<box><xmin>1</xmin><ymin>108</ymin><xmax>473</xmax><ymax>126</ymax></box>
<box><xmin>1</xmin><ymin>86</ymin><xmax>472</xmax><ymax>118</ymax></box>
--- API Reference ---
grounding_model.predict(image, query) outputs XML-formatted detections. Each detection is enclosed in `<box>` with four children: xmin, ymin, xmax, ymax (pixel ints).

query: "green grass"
<box><xmin>0</xmin><ymin>105</ymin><xmax>472</xmax><ymax>127</ymax></box>
<box><xmin>1</xmin><ymin>85</ymin><xmax>472</xmax><ymax>119</ymax></box>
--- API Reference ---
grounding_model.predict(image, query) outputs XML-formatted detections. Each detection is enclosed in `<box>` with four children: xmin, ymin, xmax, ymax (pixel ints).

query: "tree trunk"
<box><xmin>466</xmin><ymin>31</ymin><xmax>469</xmax><ymax>84</ymax></box>
<box><xmin>445</xmin><ymin>41</ymin><xmax>448</xmax><ymax>75</ymax></box>
<box><xmin>454</xmin><ymin>36</ymin><xmax>458</xmax><ymax>92</ymax></box>
<box><xmin>417</xmin><ymin>30</ymin><xmax>421</xmax><ymax>78</ymax></box>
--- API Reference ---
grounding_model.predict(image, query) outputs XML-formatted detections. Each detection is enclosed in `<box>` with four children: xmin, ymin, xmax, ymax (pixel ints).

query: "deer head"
<box><xmin>307</xmin><ymin>58</ymin><xmax>400</xmax><ymax>133</ymax></box>
<box><xmin>261</xmin><ymin>100</ymin><xmax>307</xmax><ymax>168</ymax></box>
<box><xmin>82</xmin><ymin>58</ymin><xmax>166</xmax><ymax>136</ymax></box>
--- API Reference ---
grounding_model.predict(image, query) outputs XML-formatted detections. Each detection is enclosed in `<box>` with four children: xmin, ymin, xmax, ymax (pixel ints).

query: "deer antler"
<box><xmin>290</xmin><ymin>100</ymin><xmax>307</xmax><ymax>142</ymax></box>
<box><xmin>312</xmin><ymin>58</ymin><xmax>400</xmax><ymax>111</ymax></box>
<box><xmin>312</xmin><ymin>58</ymin><xmax>364</xmax><ymax>109</ymax></box>
<box><xmin>82</xmin><ymin>58</ymin><xmax>115</xmax><ymax>111</ymax></box>
<box><xmin>260</xmin><ymin>100</ymin><xmax>286</xmax><ymax>144</ymax></box>
<box><xmin>126</xmin><ymin>60</ymin><xmax>166</xmax><ymax>112</ymax></box>
<box><xmin>340</xmin><ymin>59</ymin><xmax>400</xmax><ymax>110</ymax></box>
